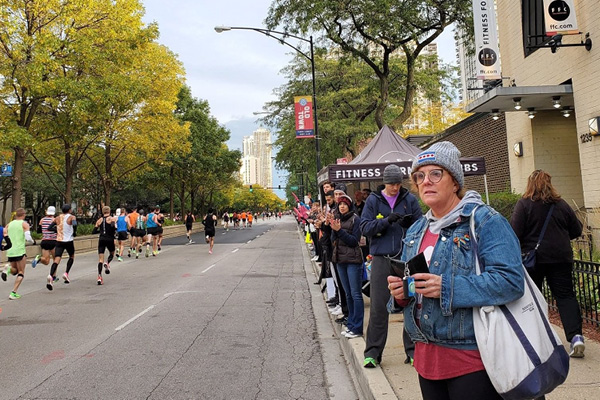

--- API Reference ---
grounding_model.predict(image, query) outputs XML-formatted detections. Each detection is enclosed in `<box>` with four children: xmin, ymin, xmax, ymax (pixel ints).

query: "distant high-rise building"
<box><xmin>240</xmin><ymin>128</ymin><xmax>272</xmax><ymax>188</ymax></box>
<box><xmin>455</xmin><ymin>29</ymin><xmax>483</xmax><ymax>106</ymax></box>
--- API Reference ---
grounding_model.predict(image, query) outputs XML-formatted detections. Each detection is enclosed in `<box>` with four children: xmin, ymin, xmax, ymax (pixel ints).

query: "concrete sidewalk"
<box><xmin>304</xmin><ymin>239</ymin><xmax>600</xmax><ymax>399</ymax></box>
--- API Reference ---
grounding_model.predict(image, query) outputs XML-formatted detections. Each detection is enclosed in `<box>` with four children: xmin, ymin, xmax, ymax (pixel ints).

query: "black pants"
<box><xmin>364</xmin><ymin>256</ymin><xmax>393</xmax><ymax>362</ymax></box>
<box><xmin>418</xmin><ymin>370</ymin><xmax>502</xmax><ymax>400</ymax></box>
<box><xmin>528</xmin><ymin>261</ymin><xmax>583</xmax><ymax>342</ymax></box>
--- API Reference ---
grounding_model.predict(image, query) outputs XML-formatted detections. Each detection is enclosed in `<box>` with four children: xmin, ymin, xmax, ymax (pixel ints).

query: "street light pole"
<box><xmin>214</xmin><ymin>26</ymin><xmax>322</xmax><ymax>188</ymax></box>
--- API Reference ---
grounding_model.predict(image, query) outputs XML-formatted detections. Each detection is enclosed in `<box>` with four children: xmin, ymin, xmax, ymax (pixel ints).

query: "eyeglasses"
<box><xmin>411</xmin><ymin>169</ymin><xmax>444</xmax><ymax>185</ymax></box>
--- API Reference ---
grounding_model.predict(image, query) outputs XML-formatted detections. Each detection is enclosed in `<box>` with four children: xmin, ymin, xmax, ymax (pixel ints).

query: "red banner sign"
<box><xmin>294</xmin><ymin>95</ymin><xmax>314</xmax><ymax>138</ymax></box>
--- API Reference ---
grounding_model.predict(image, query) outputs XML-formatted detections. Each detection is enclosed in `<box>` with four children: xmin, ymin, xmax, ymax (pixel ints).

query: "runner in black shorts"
<box><xmin>34</xmin><ymin>206</ymin><xmax>57</xmax><ymax>268</ymax></box>
<box><xmin>95</xmin><ymin>206</ymin><xmax>116</xmax><ymax>285</ymax></box>
<box><xmin>48</xmin><ymin>204</ymin><xmax>77</xmax><ymax>290</ymax></box>
<box><xmin>203</xmin><ymin>208</ymin><xmax>217</xmax><ymax>254</ymax></box>
<box><xmin>185</xmin><ymin>211</ymin><xmax>195</xmax><ymax>244</ymax></box>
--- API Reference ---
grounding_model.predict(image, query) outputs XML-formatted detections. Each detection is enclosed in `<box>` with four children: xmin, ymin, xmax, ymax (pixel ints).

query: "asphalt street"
<box><xmin>0</xmin><ymin>217</ymin><xmax>357</xmax><ymax>400</ymax></box>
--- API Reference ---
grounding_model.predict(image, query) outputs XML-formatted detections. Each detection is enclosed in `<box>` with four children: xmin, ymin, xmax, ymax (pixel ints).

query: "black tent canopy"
<box><xmin>317</xmin><ymin>125</ymin><xmax>489</xmax><ymax>202</ymax></box>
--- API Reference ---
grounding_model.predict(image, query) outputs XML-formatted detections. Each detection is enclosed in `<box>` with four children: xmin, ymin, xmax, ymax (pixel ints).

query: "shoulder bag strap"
<box><xmin>534</xmin><ymin>204</ymin><xmax>555</xmax><ymax>251</ymax></box>
<box><xmin>469</xmin><ymin>205</ymin><xmax>483</xmax><ymax>275</ymax></box>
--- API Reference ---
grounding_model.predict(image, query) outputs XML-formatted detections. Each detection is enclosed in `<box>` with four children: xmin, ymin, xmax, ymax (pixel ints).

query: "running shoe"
<box><xmin>570</xmin><ymin>334</ymin><xmax>585</xmax><ymax>358</ymax></box>
<box><xmin>205</xmin><ymin>235</ymin><xmax>209</xmax><ymax>243</ymax></box>
<box><xmin>1</xmin><ymin>266</ymin><xmax>8</xmax><ymax>281</ymax></box>
<box><xmin>53</xmin><ymin>276</ymin><xmax>59</xmax><ymax>282</ymax></box>
<box><xmin>115</xmin><ymin>248</ymin><xmax>120</xmax><ymax>256</ymax></box>
<box><xmin>63</xmin><ymin>272</ymin><xmax>70</xmax><ymax>283</ymax></box>
<box><xmin>136</xmin><ymin>252</ymin><xmax>139</xmax><ymax>259</ymax></box>
<box><xmin>32</xmin><ymin>254</ymin><xmax>41</xmax><ymax>268</ymax></box>
<box><xmin>152</xmin><ymin>250</ymin><xmax>158</xmax><ymax>257</ymax></box>
<box><xmin>145</xmin><ymin>248</ymin><xmax>149</xmax><ymax>257</ymax></box>
<box><xmin>46</xmin><ymin>275</ymin><xmax>54</xmax><ymax>291</ymax></box>
<box><xmin>343</xmin><ymin>331</ymin><xmax>362</xmax><ymax>339</ymax></box>
<box><xmin>97</xmin><ymin>275</ymin><xmax>103</xmax><ymax>285</ymax></box>
<box><xmin>118</xmin><ymin>256</ymin><xmax>123</xmax><ymax>262</ymax></box>
<box><xmin>9</xmin><ymin>291</ymin><xmax>21</xmax><ymax>300</ymax></box>
<box><xmin>128</xmin><ymin>249</ymin><xmax>132</xmax><ymax>258</ymax></box>
<box><xmin>157</xmin><ymin>245</ymin><xmax>161</xmax><ymax>251</ymax></box>
<box><xmin>208</xmin><ymin>249</ymin><xmax>212</xmax><ymax>254</ymax></box>
<box><xmin>363</xmin><ymin>357</ymin><xmax>377</xmax><ymax>368</ymax></box>
<box><xmin>104</xmin><ymin>263</ymin><xmax>110</xmax><ymax>274</ymax></box>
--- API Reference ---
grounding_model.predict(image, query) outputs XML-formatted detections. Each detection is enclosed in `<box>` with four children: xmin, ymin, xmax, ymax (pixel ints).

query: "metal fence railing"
<box><xmin>543</xmin><ymin>259</ymin><xmax>600</xmax><ymax>327</ymax></box>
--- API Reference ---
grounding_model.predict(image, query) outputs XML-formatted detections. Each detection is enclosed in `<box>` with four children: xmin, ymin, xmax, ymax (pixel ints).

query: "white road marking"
<box><xmin>202</xmin><ymin>264</ymin><xmax>216</xmax><ymax>273</ymax></box>
<box><xmin>115</xmin><ymin>305</ymin><xmax>155</xmax><ymax>331</ymax></box>
<box><xmin>232</xmin><ymin>248</ymin><xmax>239</xmax><ymax>253</ymax></box>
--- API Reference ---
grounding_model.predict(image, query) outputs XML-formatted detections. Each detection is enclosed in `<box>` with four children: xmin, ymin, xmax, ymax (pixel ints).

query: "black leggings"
<box><xmin>418</xmin><ymin>370</ymin><xmax>502</xmax><ymax>400</ymax></box>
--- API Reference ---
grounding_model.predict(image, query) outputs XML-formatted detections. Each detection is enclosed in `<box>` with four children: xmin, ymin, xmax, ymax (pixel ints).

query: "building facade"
<box><xmin>466</xmin><ymin>0</ymin><xmax>600</xmax><ymax>240</ymax></box>
<box><xmin>240</xmin><ymin>128</ymin><xmax>273</xmax><ymax>189</ymax></box>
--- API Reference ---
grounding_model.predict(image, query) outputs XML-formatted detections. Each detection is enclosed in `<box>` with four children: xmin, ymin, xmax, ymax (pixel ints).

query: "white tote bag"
<box><xmin>470</xmin><ymin>207</ymin><xmax>569</xmax><ymax>400</ymax></box>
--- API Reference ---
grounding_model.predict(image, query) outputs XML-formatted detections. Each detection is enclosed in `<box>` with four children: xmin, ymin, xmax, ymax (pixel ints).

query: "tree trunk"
<box><xmin>374</xmin><ymin>73</ymin><xmax>390</xmax><ymax>129</ymax></box>
<box><xmin>103</xmin><ymin>145</ymin><xmax>112</xmax><ymax>207</ymax></box>
<box><xmin>392</xmin><ymin>53</ymin><xmax>416</xmax><ymax>128</ymax></box>
<box><xmin>64</xmin><ymin>141</ymin><xmax>73</xmax><ymax>204</ymax></box>
<box><xmin>179</xmin><ymin>179</ymin><xmax>186</xmax><ymax>218</ymax></box>
<box><xmin>11</xmin><ymin>146</ymin><xmax>26</xmax><ymax>211</ymax></box>
<box><xmin>169</xmin><ymin>166</ymin><xmax>174</xmax><ymax>219</ymax></box>
<box><xmin>1</xmin><ymin>197</ymin><xmax>8</xmax><ymax>226</ymax></box>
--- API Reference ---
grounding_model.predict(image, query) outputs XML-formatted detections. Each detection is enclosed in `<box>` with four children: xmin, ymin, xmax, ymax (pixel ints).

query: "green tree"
<box><xmin>266</xmin><ymin>0</ymin><xmax>472</xmax><ymax>129</ymax></box>
<box><xmin>0</xmin><ymin>0</ymin><xmax>171</xmax><ymax>210</ymax></box>
<box><xmin>170</xmin><ymin>86</ymin><xmax>241</xmax><ymax>216</ymax></box>
<box><xmin>264</xmin><ymin>51</ymin><xmax>453</xmax><ymax>193</ymax></box>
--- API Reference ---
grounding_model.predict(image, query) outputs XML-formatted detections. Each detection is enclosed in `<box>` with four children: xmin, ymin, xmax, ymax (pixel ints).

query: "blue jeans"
<box><xmin>337</xmin><ymin>262</ymin><xmax>364</xmax><ymax>334</ymax></box>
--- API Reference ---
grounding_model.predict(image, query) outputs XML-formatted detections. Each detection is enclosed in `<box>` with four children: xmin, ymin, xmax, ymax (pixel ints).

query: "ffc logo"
<box><xmin>549</xmin><ymin>0</ymin><xmax>570</xmax><ymax>21</ymax></box>
<box><xmin>479</xmin><ymin>48</ymin><xmax>497</xmax><ymax>66</ymax></box>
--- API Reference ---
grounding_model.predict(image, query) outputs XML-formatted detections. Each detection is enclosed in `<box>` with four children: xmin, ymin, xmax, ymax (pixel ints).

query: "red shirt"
<box><xmin>413</xmin><ymin>228</ymin><xmax>485</xmax><ymax>380</ymax></box>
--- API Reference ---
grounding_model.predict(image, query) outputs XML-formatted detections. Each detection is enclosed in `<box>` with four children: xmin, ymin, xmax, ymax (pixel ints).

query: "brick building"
<box><xmin>464</xmin><ymin>0</ymin><xmax>600</xmax><ymax>244</ymax></box>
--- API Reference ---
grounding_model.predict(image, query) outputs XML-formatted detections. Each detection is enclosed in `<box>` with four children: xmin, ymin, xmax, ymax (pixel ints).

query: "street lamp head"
<box><xmin>214</xmin><ymin>26</ymin><xmax>231</xmax><ymax>33</ymax></box>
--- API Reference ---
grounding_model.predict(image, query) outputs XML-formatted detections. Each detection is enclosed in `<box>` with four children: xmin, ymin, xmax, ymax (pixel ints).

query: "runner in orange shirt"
<box><xmin>247</xmin><ymin>211</ymin><xmax>253</xmax><ymax>228</ymax></box>
<box><xmin>240</xmin><ymin>211</ymin><xmax>247</xmax><ymax>229</ymax></box>
<box><xmin>126</xmin><ymin>208</ymin><xmax>139</xmax><ymax>257</ymax></box>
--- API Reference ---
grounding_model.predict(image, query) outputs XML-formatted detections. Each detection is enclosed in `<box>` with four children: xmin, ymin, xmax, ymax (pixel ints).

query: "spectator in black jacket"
<box><xmin>510</xmin><ymin>169</ymin><xmax>585</xmax><ymax>358</ymax></box>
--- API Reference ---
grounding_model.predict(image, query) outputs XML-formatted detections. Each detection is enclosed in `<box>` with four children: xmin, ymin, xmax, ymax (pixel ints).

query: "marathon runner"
<box><xmin>185</xmin><ymin>211</ymin><xmax>195</xmax><ymax>244</ymax></box>
<box><xmin>146</xmin><ymin>206</ymin><xmax>161</xmax><ymax>257</ymax></box>
<box><xmin>127</xmin><ymin>207</ymin><xmax>139</xmax><ymax>257</ymax></box>
<box><xmin>116</xmin><ymin>208</ymin><xmax>130</xmax><ymax>262</ymax></box>
<box><xmin>132</xmin><ymin>208</ymin><xmax>146</xmax><ymax>258</ymax></box>
<box><xmin>94</xmin><ymin>206</ymin><xmax>116</xmax><ymax>285</ymax></box>
<box><xmin>1</xmin><ymin>208</ymin><xmax>35</xmax><ymax>299</ymax></box>
<box><xmin>47</xmin><ymin>204</ymin><xmax>77</xmax><ymax>290</ymax></box>
<box><xmin>156</xmin><ymin>208</ymin><xmax>165</xmax><ymax>252</ymax></box>
<box><xmin>203</xmin><ymin>208</ymin><xmax>217</xmax><ymax>254</ymax></box>
<box><xmin>34</xmin><ymin>206</ymin><xmax>57</xmax><ymax>268</ymax></box>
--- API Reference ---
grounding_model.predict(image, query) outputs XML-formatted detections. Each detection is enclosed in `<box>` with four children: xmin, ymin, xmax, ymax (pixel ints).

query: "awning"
<box><xmin>466</xmin><ymin>84</ymin><xmax>573</xmax><ymax>113</ymax></box>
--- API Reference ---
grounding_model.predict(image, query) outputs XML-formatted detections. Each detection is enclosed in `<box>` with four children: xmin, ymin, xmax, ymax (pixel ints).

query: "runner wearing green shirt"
<box><xmin>1</xmin><ymin>208</ymin><xmax>36</xmax><ymax>299</ymax></box>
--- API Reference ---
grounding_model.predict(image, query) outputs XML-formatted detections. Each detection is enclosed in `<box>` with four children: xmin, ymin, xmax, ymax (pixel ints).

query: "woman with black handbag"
<box><xmin>511</xmin><ymin>169</ymin><xmax>585</xmax><ymax>358</ymax></box>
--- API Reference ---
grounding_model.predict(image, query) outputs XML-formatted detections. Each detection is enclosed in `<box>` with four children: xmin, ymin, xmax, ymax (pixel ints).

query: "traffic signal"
<box><xmin>249</xmin><ymin>185</ymin><xmax>253</xmax><ymax>192</ymax></box>
<box><xmin>278</xmin><ymin>185</ymin><xmax>281</xmax><ymax>189</ymax></box>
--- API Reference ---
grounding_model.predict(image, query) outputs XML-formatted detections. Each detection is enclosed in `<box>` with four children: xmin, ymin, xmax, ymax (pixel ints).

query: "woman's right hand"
<box><xmin>387</xmin><ymin>275</ymin><xmax>405</xmax><ymax>300</ymax></box>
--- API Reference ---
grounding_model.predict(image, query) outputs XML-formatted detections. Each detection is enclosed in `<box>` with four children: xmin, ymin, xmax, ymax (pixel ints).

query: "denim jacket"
<box><xmin>398</xmin><ymin>203</ymin><xmax>524</xmax><ymax>350</ymax></box>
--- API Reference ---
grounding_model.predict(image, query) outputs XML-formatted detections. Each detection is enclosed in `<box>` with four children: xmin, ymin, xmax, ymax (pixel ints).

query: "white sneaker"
<box><xmin>344</xmin><ymin>331</ymin><xmax>362</xmax><ymax>339</ymax></box>
<box><xmin>329</xmin><ymin>305</ymin><xmax>341</xmax><ymax>314</ymax></box>
<box><xmin>311</xmin><ymin>256</ymin><xmax>319</xmax><ymax>261</ymax></box>
<box><xmin>331</xmin><ymin>307</ymin><xmax>344</xmax><ymax>316</ymax></box>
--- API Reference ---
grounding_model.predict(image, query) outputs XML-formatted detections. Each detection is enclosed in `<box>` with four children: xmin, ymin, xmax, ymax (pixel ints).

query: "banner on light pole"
<box><xmin>294</xmin><ymin>95</ymin><xmax>314</xmax><ymax>138</ymax></box>
<box><xmin>543</xmin><ymin>0</ymin><xmax>579</xmax><ymax>36</ymax></box>
<box><xmin>472</xmin><ymin>0</ymin><xmax>502</xmax><ymax>80</ymax></box>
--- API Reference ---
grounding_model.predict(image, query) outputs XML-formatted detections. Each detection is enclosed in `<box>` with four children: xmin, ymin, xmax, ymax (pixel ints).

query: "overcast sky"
<box><xmin>141</xmin><ymin>0</ymin><xmax>457</xmax><ymax>189</ymax></box>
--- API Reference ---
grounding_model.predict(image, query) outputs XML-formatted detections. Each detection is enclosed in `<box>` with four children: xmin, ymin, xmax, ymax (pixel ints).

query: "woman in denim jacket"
<box><xmin>387</xmin><ymin>142</ymin><xmax>524</xmax><ymax>400</ymax></box>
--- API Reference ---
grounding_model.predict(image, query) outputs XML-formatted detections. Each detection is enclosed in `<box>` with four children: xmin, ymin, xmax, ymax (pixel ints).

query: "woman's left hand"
<box><xmin>330</xmin><ymin>219</ymin><xmax>341</xmax><ymax>231</ymax></box>
<box><xmin>412</xmin><ymin>273</ymin><xmax>442</xmax><ymax>298</ymax></box>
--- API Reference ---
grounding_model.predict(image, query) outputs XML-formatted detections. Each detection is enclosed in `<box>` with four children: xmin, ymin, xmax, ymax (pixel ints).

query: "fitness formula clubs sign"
<box><xmin>473</xmin><ymin>0</ymin><xmax>501</xmax><ymax>80</ymax></box>
<box><xmin>543</xmin><ymin>0</ymin><xmax>579</xmax><ymax>36</ymax></box>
